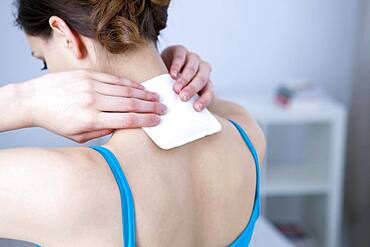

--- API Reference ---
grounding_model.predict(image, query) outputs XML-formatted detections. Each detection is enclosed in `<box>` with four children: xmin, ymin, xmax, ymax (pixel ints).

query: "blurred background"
<box><xmin>0</xmin><ymin>0</ymin><xmax>369</xmax><ymax>247</ymax></box>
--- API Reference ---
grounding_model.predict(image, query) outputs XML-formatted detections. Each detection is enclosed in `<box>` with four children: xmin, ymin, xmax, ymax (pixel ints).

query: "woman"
<box><xmin>0</xmin><ymin>0</ymin><xmax>266</xmax><ymax>246</ymax></box>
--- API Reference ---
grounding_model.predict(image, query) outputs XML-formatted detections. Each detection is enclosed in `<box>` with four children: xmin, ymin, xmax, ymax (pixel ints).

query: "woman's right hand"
<box><xmin>20</xmin><ymin>70</ymin><xmax>167</xmax><ymax>143</ymax></box>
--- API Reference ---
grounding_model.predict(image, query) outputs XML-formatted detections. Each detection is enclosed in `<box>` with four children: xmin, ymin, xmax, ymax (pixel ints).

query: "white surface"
<box><xmin>141</xmin><ymin>74</ymin><xmax>221</xmax><ymax>149</ymax></box>
<box><xmin>223</xmin><ymin>94</ymin><xmax>346</xmax><ymax>124</ymax></box>
<box><xmin>250</xmin><ymin>217</ymin><xmax>294</xmax><ymax>247</ymax></box>
<box><xmin>262</xmin><ymin>164</ymin><xmax>328</xmax><ymax>196</ymax></box>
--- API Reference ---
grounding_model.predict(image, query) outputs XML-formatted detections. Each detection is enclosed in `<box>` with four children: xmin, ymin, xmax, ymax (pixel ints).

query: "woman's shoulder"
<box><xmin>0</xmin><ymin>144</ymin><xmax>114</xmax><ymax>205</ymax></box>
<box><xmin>0</xmin><ymin>145</ymin><xmax>123</xmax><ymax>246</ymax></box>
<box><xmin>0</xmin><ymin>146</ymin><xmax>93</xmax><ymax>170</ymax></box>
<box><xmin>214</xmin><ymin>110</ymin><xmax>266</xmax><ymax>166</ymax></box>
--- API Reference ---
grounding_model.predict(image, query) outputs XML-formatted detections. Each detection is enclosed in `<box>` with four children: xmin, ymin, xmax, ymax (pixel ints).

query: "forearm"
<box><xmin>207</xmin><ymin>96</ymin><xmax>248</xmax><ymax>119</ymax></box>
<box><xmin>0</xmin><ymin>82</ymin><xmax>34</xmax><ymax>132</ymax></box>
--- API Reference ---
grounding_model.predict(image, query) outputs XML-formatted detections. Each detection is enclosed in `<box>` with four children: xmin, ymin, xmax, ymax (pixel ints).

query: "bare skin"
<box><xmin>0</xmin><ymin>112</ymin><xmax>265</xmax><ymax>247</ymax></box>
<box><xmin>0</xmin><ymin>16</ymin><xmax>266</xmax><ymax>246</ymax></box>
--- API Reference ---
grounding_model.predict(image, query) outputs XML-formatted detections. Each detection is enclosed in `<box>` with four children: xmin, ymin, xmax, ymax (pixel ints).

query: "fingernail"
<box><xmin>180</xmin><ymin>92</ymin><xmax>188</xmax><ymax>101</ymax></box>
<box><xmin>195</xmin><ymin>103</ymin><xmax>203</xmax><ymax>111</ymax></box>
<box><xmin>161</xmin><ymin>104</ymin><xmax>167</xmax><ymax>113</ymax></box>
<box><xmin>138</xmin><ymin>84</ymin><xmax>145</xmax><ymax>89</ymax></box>
<box><xmin>172</xmin><ymin>71</ymin><xmax>178</xmax><ymax>78</ymax></box>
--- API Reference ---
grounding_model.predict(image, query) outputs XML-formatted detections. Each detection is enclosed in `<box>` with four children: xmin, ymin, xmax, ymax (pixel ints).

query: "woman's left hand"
<box><xmin>161</xmin><ymin>45</ymin><xmax>214</xmax><ymax>112</ymax></box>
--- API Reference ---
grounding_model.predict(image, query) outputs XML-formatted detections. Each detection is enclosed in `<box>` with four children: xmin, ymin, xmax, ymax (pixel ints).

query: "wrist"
<box><xmin>15</xmin><ymin>79</ymin><xmax>38</xmax><ymax>128</ymax></box>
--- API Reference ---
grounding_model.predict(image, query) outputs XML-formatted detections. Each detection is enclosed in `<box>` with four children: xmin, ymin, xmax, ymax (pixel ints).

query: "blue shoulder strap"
<box><xmin>227</xmin><ymin>118</ymin><xmax>261</xmax><ymax>246</ymax></box>
<box><xmin>89</xmin><ymin>146</ymin><xmax>136</xmax><ymax>247</ymax></box>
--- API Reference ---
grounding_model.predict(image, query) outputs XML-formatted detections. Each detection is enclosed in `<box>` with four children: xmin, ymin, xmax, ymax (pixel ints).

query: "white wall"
<box><xmin>0</xmin><ymin>1</ymin><xmax>44</xmax><ymax>84</ymax></box>
<box><xmin>161</xmin><ymin>0</ymin><xmax>359</xmax><ymax>103</ymax></box>
<box><xmin>0</xmin><ymin>0</ymin><xmax>361</xmax><ymax>101</ymax></box>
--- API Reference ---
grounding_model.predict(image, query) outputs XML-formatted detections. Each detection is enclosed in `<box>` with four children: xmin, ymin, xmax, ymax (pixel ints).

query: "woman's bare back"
<box><xmin>0</xmin><ymin>113</ymin><xmax>264</xmax><ymax>247</ymax></box>
<box><xmin>87</xmin><ymin>114</ymin><xmax>262</xmax><ymax>246</ymax></box>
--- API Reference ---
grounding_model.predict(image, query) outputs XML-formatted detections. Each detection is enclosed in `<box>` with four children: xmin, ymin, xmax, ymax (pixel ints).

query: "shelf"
<box><xmin>294</xmin><ymin>239</ymin><xmax>321</xmax><ymax>247</ymax></box>
<box><xmin>222</xmin><ymin>94</ymin><xmax>346</xmax><ymax>125</ymax></box>
<box><xmin>270</xmin><ymin>221</ymin><xmax>323</xmax><ymax>247</ymax></box>
<box><xmin>250</xmin><ymin>217</ymin><xmax>295</xmax><ymax>247</ymax></box>
<box><xmin>261</xmin><ymin>164</ymin><xmax>329</xmax><ymax>196</ymax></box>
<box><xmin>222</xmin><ymin>93</ymin><xmax>347</xmax><ymax>247</ymax></box>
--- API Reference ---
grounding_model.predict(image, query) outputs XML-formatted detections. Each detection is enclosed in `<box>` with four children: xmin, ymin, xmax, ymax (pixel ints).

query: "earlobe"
<box><xmin>65</xmin><ymin>39</ymin><xmax>72</xmax><ymax>48</ymax></box>
<box><xmin>70</xmin><ymin>29</ymin><xmax>87</xmax><ymax>59</ymax></box>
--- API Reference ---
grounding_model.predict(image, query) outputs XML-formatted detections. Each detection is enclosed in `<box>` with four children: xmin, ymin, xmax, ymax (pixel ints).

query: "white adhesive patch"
<box><xmin>141</xmin><ymin>74</ymin><xmax>222</xmax><ymax>150</ymax></box>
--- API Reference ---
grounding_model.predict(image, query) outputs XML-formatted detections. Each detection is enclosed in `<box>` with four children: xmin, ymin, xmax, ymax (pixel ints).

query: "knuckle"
<box><xmin>128</xmin><ymin>99</ymin><xmax>139</xmax><ymax>111</ymax></box>
<box><xmin>198</xmin><ymin>74</ymin><xmax>208</xmax><ymax>83</ymax></box>
<box><xmin>82</xmin><ymin>113</ymin><xmax>96</xmax><ymax>129</ymax></box>
<box><xmin>171</xmin><ymin>64</ymin><xmax>180</xmax><ymax>71</ymax></box>
<box><xmin>81</xmin><ymin>92</ymin><xmax>96</xmax><ymax>107</ymax></box>
<box><xmin>123</xmin><ymin>87</ymin><xmax>133</xmax><ymax>97</ymax></box>
<box><xmin>145</xmin><ymin>92</ymin><xmax>153</xmax><ymax>99</ymax></box>
<box><xmin>186</xmin><ymin>85</ymin><xmax>196</xmax><ymax>94</ymax></box>
<box><xmin>124</xmin><ymin>114</ymin><xmax>137</xmax><ymax>127</ymax></box>
<box><xmin>174</xmin><ymin>55</ymin><xmax>184</xmax><ymax>63</ymax></box>
<box><xmin>187</xmin><ymin>66</ymin><xmax>197</xmax><ymax>74</ymax></box>
<box><xmin>196</xmin><ymin>74</ymin><xmax>208</xmax><ymax>84</ymax></box>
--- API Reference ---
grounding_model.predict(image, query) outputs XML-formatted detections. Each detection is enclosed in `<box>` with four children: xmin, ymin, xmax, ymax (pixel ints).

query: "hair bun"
<box><xmin>149</xmin><ymin>0</ymin><xmax>170</xmax><ymax>5</ymax></box>
<box><xmin>90</xmin><ymin>0</ymin><xmax>170</xmax><ymax>54</ymax></box>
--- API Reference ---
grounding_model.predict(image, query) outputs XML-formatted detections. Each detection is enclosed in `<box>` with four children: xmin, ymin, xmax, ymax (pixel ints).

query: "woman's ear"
<box><xmin>48</xmin><ymin>16</ymin><xmax>86</xmax><ymax>59</ymax></box>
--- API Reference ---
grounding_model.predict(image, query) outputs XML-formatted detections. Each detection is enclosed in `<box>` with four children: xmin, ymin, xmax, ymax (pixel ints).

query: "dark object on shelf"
<box><xmin>274</xmin><ymin>83</ymin><xmax>324</xmax><ymax>108</ymax></box>
<box><xmin>273</xmin><ymin>222</ymin><xmax>307</xmax><ymax>240</ymax></box>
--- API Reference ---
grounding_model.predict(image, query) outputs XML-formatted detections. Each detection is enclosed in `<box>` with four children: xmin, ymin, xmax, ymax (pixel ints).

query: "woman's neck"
<box><xmin>101</xmin><ymin>42</ymin><xmax>170</xmax><ymax>144</ymax></box>
<box><xmin>99</xmin><ymin>42</ymin><xmax>169</xmax><ymax>83</ymax></box>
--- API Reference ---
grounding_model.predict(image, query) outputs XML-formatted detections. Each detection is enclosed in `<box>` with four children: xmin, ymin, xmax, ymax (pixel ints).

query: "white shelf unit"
<box><xmin>224</xmin><ymin>94</ymin><xmax>347</xmax><ymax>247</ymax></box>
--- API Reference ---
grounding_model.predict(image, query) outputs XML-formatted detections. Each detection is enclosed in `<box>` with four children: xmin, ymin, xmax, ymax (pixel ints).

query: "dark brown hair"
<box><xmin>15</xmin><ymin>0</ymin><xmax>170</xmax><ymax>54</ymax></box>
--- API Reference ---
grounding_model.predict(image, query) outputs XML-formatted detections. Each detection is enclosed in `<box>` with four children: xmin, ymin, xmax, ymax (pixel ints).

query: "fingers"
<box><xmin>178</xmin><ymin>60</ymin><xmax>212</xmax><ymax>101</ymax></box>
<box><xmin>96</xmin><ymin>112</ymin><xmax>161</xmax><ymax>129</ymax></box>
<box><xmin>96</xmin><ymin>94</ymin><xmax>167</xmax><ymax>114</ymax></box>
<box><xmin>174</xmin><ymin>53</ymin><xmax>201</xmax><ymax>94</ymax></box>
<box><xmin>94</xmin><ymin>82</ymin><xmax>160</xmax><ymax>101</ymax></box>
<box><xmin>71</xmin><ymin>129</ymin><xmax>114</xmax><ymax>144</ymax></box>
<box><xmin>169</xmin><ymin>46</ymin><xmax>187</xmax><ymax>79</ymax></box>
<box><xmin>194</xmin><ymin>80</ymin><xmax>215</xmax><ymax>112</ymax></box>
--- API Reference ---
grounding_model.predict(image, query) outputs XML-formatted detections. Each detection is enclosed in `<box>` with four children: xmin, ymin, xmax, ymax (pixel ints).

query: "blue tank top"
<box><xmin>34</xmin><ymin>118</ymin><xmax>260</xmax><ymax>247</ymax></box>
